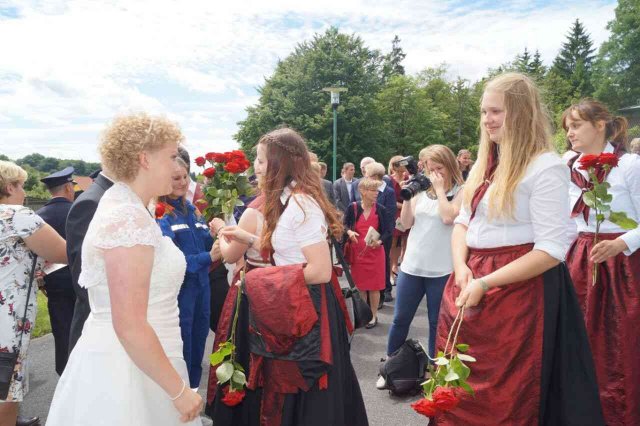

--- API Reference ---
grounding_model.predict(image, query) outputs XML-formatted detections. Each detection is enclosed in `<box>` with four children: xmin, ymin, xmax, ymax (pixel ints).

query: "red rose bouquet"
<box><xmin>578</xmin><ymin>153</ymin><xmax>638</xmax><ymax>285</ymax></box>
<box><xmin>412</xmin><ymin>307</ymin><xmax>474</xmax><ymax>419</ymax></box>
<box><xmin>154</xmin><ymin>202</ymin><xmax>174</xmax><ymax>219</ymax></box>
<box><xmin>194</xmin><ymin>150</ymin><xmax>253</xmax><ymax>221</ymax></box>
<box><xmin>210</xmin><ymin>270</ymin><xmax>247</xmax><ymax>406</ymax></box>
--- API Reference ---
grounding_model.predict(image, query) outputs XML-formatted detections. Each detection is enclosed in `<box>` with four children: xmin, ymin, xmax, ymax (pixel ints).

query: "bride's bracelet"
<box><xmin>170</xmin><ymin>380</ymin><xmax>186</xmax><ymax>401</ymax></box>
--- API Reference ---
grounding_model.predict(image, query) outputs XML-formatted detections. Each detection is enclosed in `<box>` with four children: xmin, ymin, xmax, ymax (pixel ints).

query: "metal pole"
<box><xmin>332</xmin><ymin>106</ymin><xmax>338</xmax><ymax>182</ymax></box>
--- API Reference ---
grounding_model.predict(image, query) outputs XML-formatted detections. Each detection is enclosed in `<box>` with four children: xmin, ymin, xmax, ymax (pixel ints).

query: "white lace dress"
<box><xmin>46</xmin><ymin>183</ymin><xmax>201</xmax><ymax>426</ymax></box>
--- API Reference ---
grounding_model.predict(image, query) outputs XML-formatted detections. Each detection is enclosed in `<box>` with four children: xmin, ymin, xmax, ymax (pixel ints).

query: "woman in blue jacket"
<box><xmin>157</xmin><ymin>157</ymin><xmax>220</xmax><ymax>390</ymax></box>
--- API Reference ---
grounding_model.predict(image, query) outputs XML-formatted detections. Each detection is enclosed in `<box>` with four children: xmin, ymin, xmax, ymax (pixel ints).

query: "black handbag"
<box><xmin>0</xmin><ymin>256</ymin><xmax>37</xmax><ymax>400</ymax></box>
<box><xmin>331</xmin><ymin>236</ymin><xmax>373</xmax><ymax>329</ymax></box>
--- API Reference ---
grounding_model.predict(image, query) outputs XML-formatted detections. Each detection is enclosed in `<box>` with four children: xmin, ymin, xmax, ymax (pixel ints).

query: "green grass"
<box><xmin>33</xmin><ymin>291</ymin><xmax>51</xmax><ymax>338</ymax></box>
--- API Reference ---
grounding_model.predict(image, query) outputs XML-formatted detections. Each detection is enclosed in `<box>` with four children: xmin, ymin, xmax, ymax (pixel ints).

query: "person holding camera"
<box><xmin>385</xmin><ymin>146</ymin><xmax>463</xmax><ymax>359</ymax></box>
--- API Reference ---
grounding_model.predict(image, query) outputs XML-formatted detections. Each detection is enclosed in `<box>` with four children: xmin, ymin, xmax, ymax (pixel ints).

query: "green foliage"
<box><xmin>551</xmin><ymin>19</ymin><xmax>596</xmax><ymax>102</ymax></box>
<box><xmin>594</xmin><ymin>0</ymin><xmax>640</xmax><ymax>110</ymax></box>
<box><xmin>34</xmin><ymin>291</ymin><xmax>51</xmax><ymax>338</ymax></box>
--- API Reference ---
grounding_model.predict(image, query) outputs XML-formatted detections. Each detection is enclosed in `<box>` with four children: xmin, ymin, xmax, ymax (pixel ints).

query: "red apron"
<box><xmin>567</xmin><ymin>232</ymin><xmax>640</xmax><ymax>426</ymax></box>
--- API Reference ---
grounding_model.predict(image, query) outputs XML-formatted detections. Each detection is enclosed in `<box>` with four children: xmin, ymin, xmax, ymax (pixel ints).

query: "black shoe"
<box><xmin>16</xmin><ymin>416</ymin><xmax>40</xmax><ymax>426</ymax></box>
<box><xmin>365</xmin><ymin>317</ymin><xmax>378</xmax><ymax>329</ymax></box>
<box><xmin>384</xmin><ymin>291</ymin><xmax>394</xmax><ymax>302</ymax></box>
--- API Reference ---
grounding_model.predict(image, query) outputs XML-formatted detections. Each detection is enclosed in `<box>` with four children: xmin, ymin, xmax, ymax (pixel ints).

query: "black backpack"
<box><xmin>378</xmin><ymin>339</ymin><xmax>429</xmax><ymax>396</ymax></box>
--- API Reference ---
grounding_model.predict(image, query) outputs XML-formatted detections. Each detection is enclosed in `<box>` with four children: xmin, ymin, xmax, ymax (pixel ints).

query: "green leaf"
<box><xmin>216</xmin><ymin>361</ymin><xmax>234</xmax><ymax>384</ymax></box>
<box><xmin>207</xmin><ymin>188</ymin><xmax>218</xmax><ymax>197</ymax></box>
<box><xmin>459</xmin><ymin>380</ymin><xmax>475</xmax><ymax>396</ymax></box>
<box><xmin>457</xmin><ymin>354</ymin><xmax>477</xmax><ymax>363</ymax></box>
<box><xmin>210</xmin><ymin>351</ymin><xmax>225</xmax><ymax>366</ymax></box>
<box><xmin>455</xmin><ymin>344</ymin><xmax>469</xmax><ymax>353</ymax></box>
<box><xmin>231</xmin><ymin>370</ymin><xmax>247</xmax><ymax>386</ymax></box>
<box><xmin>235</xmin><ymin>199</ymin><xmax>245</xmax><ymax>207</ymax></box>
<box><xmin>609</xmin><ymin>211</ymin><xmax>639</xmax><ymax>230</ymax></box>
<box><xmin>450</xmin><ymin>357</ymin><xmax>471</xmax><ymax>380</ymax></box>
<box><xmin>444</xmin><ymin>370</ymin><xmax>460</xmax><ymax>382</ymax></box>
<box><xmin>232</xmin><ymin>362</ymin><xmax>245</xmax><ymax>373</ymax></box>
<box><xmin>583</xmin><ymin>191</ymin><xmax>597</xmax><ymax>208</ymax></box>
<box><xmin>434</xmin><ymin>357</ymin><xmax>449</xmax><ymax>366</ymax></box>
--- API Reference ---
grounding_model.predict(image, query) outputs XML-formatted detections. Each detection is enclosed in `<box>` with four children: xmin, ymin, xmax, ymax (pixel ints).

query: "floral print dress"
<box><xmin>0</xmin><ymin>205</ymin><xmax>44</xmax><ymax>402</ymax></box>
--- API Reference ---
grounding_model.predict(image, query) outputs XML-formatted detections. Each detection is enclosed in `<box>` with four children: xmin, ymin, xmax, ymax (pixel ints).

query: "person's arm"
<box><xmin>451</xmin><ymin>223</ymin><xmax>473</xmax><ymax>290</ymax></box>
<box><xmin>333</xmin><ymin>181</ymin><xmax>346</xmax><ymax>213</ymax></box>
<box><xmin>210</xmin><ymin>209</ymin><xmax>259</xmax><ymax>263</ymax></box>
<box><xmin>105</xmin><ymin>245</ymin><xmax>202</xmax><ymax>421</ymax></box>
<box><xmin>301</xmin><ymin>241</ymin><xmax>333</xmax><ymax>284</ymax></box>
<box><xmin>400</xmin><ymin>196</ymin><xmax>417</xmax><ymax>229</ymax></box>
<box><xmin>457</xmin><ymin>162</ymin><xmax>569</xmax><ymax>308</ymax></box>
<box><xmin>24</xmin><ymin>223</ymin><xmax>67</xmax><ymax>264</ymax></box>
<box><xmin>436</xmin><ymin>189</ymin><xmax>463</xmax><ymax>225</ymax></box>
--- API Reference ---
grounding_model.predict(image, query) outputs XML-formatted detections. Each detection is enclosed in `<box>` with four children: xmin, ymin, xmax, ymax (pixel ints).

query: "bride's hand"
<box><xmin>173</xmin><ymin>388</ymin><xmax>203</xmax><ymax>423</ymax></box>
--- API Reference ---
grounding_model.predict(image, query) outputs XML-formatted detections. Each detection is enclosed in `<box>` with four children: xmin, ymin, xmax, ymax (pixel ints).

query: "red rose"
<box><xmin>224</xmin><ymin>161</ymin><xmax>243</xmax><ymax>174</ymax></box>
<box><xmin>598</xmin><ymin>153</ymin><xmax>619</xmax><ymax>168</ymax></box>
<box><xmin>432</xmin><ymin>387</ymin><xmax>461</xmax><ymax>412</ymax></box>
<box><xmin>213</xmin><ymin>153</ymin><xmax>231</xmax><ymax>163</ymax></box>
<box><xmin>578</xmin><ymin>154</ymin><xmax>600</xmax><ymax>170</ymax></box>
<box><xmin>411</xmin><ymin>397</ymin><xmax>440</xmax><ymax>417</ymax></box>
<box><xmin>221</xmin><ymin>386</ymin><xmax>245</xmax><ymax>407</ymax></box>
<box><xmin>205</xmin><ymin>152</ymin><xmax>217</xmax><ymax>161</ymax></box>
<box><xmin>155</xmin><ymin>203</ymin><xmax>166</xmax><ymax>219</ymax></box>
<box><xmin>195</xmin><ymin>156</ymin><xmax>206</xmax><ymax>167</ymax></box>
<box><xmin>203</xmin><ymin>167</ymin><xmax>216</xmax><ymax>178</ymax></box>
<box><xmin>229</xmin><ymin>150</ymin><xmax>247</xmax><ymax>161</ymax></box>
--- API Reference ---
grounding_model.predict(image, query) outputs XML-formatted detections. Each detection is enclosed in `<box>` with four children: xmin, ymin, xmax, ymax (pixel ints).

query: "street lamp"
<box><xmin>322</xmin><ymin>86</ymin><xmax>348</xmax><ymax>182</ymax></box>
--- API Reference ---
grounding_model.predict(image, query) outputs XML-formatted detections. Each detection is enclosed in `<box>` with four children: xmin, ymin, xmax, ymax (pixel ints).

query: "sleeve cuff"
<box><xmin>197</xmin><ymin>251</ymin><xmax>213</xmax><ymax>267</ymax></box>
<box><xmin>534</xmin><ymin>241</ymin><xmax>567</xmax><ymax>262</ymax></box>
<box><xmin>620</xmin><ymin>232</ymin><xmax>640</xmax><ymax>256</ymax></box>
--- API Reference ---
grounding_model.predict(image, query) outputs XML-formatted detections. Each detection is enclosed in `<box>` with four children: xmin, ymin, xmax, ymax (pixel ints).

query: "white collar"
<box><xmin>100</xmin><ymin>172</ymin><xmax>114</xmax><ymax>183</ymax></box>
<box><xmin>377</xmin><ymin>180</ymin><xmax>387</xmax><ymax>192</ymax></box>
<box><xmin>279</xmin><ymin>180</ymin><xmax>297</xmax><ymax>205</ymax></box>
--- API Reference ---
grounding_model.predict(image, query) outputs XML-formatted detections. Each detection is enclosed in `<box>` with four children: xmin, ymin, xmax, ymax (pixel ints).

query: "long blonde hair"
<box><xmin>419</xmin><ymin>145</ymin><xmax>464</xmax><ymax>195</ymax></box>
<box><xmin>463</xmin><ymin>73</ymin><xmax>554</xmax><ymax>218</ymax></box>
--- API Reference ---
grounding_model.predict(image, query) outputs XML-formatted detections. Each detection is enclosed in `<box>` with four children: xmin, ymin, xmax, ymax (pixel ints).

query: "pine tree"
<box><xmin>514</xmin><ymin>47</ymin><xmax>532</xmax><ymax>72</ymax></box>
<box><xmin>384</xmin><ymin>35</ymin><xmax>406</xmax><ymax>77</ymax></box>
<box><xmin>527</xmin><ymin>50</ymin><xmax>546</xmax><ymax>79</ymax></box>
<box><xmin>551</xmin><ymin>19</ymin><xmax>596</xmax><ymax>98</ymax></box>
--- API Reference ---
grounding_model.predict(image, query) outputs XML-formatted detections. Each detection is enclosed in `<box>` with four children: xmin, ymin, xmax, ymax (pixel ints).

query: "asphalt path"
<box><xmin>21</xmin><ymin>284</ymin><xmax>431</xmax><ymax>426</ymax></box>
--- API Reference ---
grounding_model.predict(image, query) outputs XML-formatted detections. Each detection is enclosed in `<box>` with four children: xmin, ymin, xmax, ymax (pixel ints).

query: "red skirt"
<box><xmin>434</xmin><ymin>244</ymin><xmax>603</xmax><ymax>426</ymax></box>
<box><xmin>567</xmin><ymin>232</ymin><xmax>640</xmax><ymax>426</ymax></box>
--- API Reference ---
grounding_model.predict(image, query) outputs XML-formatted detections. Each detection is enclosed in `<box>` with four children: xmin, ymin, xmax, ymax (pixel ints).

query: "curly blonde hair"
<box><xmin>0</xmin><ymin>160</ymin><xmax>28</xmax><ymax>198</ymax></box>
<box><xmin>99</xmin><ymin>113</ymin><xmax>184</xmax><ymax>181</ymax></box>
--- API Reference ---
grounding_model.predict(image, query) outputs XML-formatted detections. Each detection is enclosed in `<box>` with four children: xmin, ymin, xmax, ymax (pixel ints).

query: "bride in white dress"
<box><xmin>47</xmin><ymin>114</ymin><xmax>203</xmax><ymax>425</ymax></box>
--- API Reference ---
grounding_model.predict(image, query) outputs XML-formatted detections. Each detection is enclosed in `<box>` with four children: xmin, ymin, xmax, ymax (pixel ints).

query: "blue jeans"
<box><xmin>386</xmin><ymin>271</ymin><xmax>449</xmax><ymax>358</ymax></box>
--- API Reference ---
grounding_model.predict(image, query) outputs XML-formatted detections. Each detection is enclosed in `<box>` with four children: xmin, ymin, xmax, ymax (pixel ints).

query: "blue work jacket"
<box><xmin>157</xmin><ymin>197</ymin><xmax>213</xmax><ymax>288</ymax></box>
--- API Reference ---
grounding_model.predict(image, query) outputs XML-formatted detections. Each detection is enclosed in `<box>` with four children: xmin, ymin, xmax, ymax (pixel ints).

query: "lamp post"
<box><xmin>322</xmin><ymin>87</ymin><xmax>348</xmax><ymax>182</ymax></box>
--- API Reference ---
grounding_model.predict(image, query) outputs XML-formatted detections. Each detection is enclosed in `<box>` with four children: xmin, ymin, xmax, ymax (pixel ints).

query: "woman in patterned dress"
<box><xmin>0</xmin><ymin>160</ymin><xmax>67</xmax><ymax>426</ymax></box>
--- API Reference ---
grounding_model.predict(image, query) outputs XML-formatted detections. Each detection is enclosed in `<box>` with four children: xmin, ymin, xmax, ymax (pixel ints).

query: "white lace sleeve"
<box><xmin>92</xmin><ymin>204</ymin><xmax>161</xmax><ymax>250</ymax></box>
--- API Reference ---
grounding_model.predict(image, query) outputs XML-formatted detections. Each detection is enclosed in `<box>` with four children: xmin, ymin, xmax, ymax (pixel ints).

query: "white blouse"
<box><xmin>271</xmin><ymin>187</ymin><xmax>328</xmax><ymax>266</ymax></box>
<box><xmin>455</xmin><ymin>152</ymin><xmax>572</xmax><ymax>262</ymax></box>
<box><xmin>564</xmin><ymin>142</ymin><xmax>640</xmax><ymax>256</ymax></box>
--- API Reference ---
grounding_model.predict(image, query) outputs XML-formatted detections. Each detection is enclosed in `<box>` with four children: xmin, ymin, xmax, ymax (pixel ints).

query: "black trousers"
<box><xmin>46</xmin><ymin>287</ymin><xmax>76</xmax><ymax>375</ymax></box>
<box><xmin>380</xmin><ymin>237</ymin><xmax>392</xmax><ymax>298</ymax></box>
<box><xmin>209</xmin><ymin>263</ymin><xmax>229</xmax><ymax>332</ymax></box>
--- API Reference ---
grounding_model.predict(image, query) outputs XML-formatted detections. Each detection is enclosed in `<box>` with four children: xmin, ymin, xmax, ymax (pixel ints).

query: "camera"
<box><xmin>395</xmin><ymin>156</ymin><xmax>432</xmax><ymax>201</ymax></box>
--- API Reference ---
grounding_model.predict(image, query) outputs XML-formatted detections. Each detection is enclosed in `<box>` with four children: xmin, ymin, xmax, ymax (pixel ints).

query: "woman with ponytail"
<box><xmin>563</xmin><ymin>99</ymin><xmax>640</xmax><ymax>426</ymax></box>
<box><xmin>433</xmin><ymin>73</ymin><xmax>603</xmax><ymax>425</ymax></box>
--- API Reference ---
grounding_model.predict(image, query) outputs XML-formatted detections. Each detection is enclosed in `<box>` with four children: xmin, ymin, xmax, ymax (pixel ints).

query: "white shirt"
<box><xmin>564</xmin><ymin>142</ymin><xmax>640</xmax><ymax>256</ymax></box>
<box><xmin>272</xmin><ymin>186</ymin><xmax>328</xmax><ymax>266</ymax></box>
<box><xmin>377</xmin><ymin>180</ymin><xmax>387</xmax><ymax>193</ymax></box>
<box><xmin>345</xmin><ymin>179</ymin><xmax>354</xmax><ymax>200</ymax></box>
<box><xmin>401</xmin><ymin>188</ymin><xmax>460</xmax><ymax>277</ymax></box>
<box><xmin>455</xmin><ymin>152</ymin><xmax>572</xmax><ymax>262</ymax></box>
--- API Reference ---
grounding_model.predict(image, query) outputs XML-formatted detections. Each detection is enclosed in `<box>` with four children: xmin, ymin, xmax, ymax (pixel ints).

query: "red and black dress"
<box><xmin>565</xmin><ymin>142</ymin><xmax>640</xmax><ymax>426</ymax></box>
<box><xmin>434</xmin><ymin>149</ymin><xmax>603</xmax><ymax>426</ymax></box>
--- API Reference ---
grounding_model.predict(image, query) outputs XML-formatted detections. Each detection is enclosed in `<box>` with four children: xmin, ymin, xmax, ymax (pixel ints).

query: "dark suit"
<box><xmin>66</xmin><ymin>173</ymin><xmax>113</xmax><ymax>354</ymax></box>
<box><xmin>376</xmin><ymin>182</ymin><xmax>397</xmax><ymax>296</ymax></box>
<box><xmin>333</xmin><ymin>178</ymin><xmax>359</xmax><ymax>213</ymax></box>
<box><xmin>322</xmin><ymin>179</ymin><xmax>336</xmax><ymax>206</ymax></box>
<box><xmin>36</xmin><ymin>197</ymin><xmax>75</xmax><ymax>375</ymax></box>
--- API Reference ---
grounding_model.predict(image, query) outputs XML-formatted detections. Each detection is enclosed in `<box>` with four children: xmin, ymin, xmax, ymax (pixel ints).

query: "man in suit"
<box><xmin>333</xmin><ymin>162</ymin><xmax>358</xmax><ymax>213</ymax></box>
<box><xmin>66</xmin><ymin>167</ymin><xmax>114</xmax><ymax>354</ymax></box>
<box><xmin>36</xmin><ymin>167</ymin><xmax>77</xmax><ymax>376</ymax></box>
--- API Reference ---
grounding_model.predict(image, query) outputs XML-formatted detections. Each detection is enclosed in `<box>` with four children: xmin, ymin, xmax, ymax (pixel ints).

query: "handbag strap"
<box><xmin>330</xmin><ymin>235</ymin><xmax>357</xmax><ymax>290</ymax></box>
<box><xmin>16</xmin><ymin>256</ymin><xmax>38</xmax><ymax>351</ymax></box>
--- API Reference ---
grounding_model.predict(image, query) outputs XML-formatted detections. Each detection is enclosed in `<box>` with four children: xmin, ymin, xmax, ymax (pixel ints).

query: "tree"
<box><xmin>383</xmin><ymin>35</ymin><xmax>407</xmax><ymax>77</ymax></box>
<box><xmin>514</xmin><ymin>48</ymin><xmax>533</xmax><ymax>73</ymax></box>
<box><xmin>551</xmin><ymin>19</ymin><xmax>596</xmax><ymax>100</ymax></box>
<box><xmin>234</xmin><ymin>27</ymin><xmax>387</xmax><ymax>178</ymax></box>
<box><xmin>528</xmin><ymin>50</ymin><xmax>546</xmax><ymax>80</ymax></box>
<box><xmin>594</xmin><ymin>0</ymin><xmax>640</xmax><ymax>110</ymax></box>
<box><xmin>0</xmin><ymin>154</ymin><xmax>10</xmax><ymax>161</ymax></box>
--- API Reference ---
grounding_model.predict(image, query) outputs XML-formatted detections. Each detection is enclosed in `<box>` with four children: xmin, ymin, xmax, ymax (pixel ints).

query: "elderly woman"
<box><xmin>0</xmin><ymin>160</ymin><xmax>67</xmax><ymax>426</ymax></box>
<box><xmin>46</xmin><ymin>114</ymin><xmax>203</xmax><ymax>425</ymax></box>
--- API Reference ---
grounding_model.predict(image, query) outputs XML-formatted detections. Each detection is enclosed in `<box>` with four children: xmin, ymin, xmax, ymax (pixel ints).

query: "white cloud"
<box><xmin>0</xmin><ymin>0</ymin><xmax>617</xmax><ymax>164</ymax></box>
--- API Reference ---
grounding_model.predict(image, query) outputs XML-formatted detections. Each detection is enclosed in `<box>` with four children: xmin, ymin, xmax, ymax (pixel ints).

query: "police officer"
<box><xmin>36</xmin><ymin>166</ymin><xmax>77</xmax><ymax>376</ymax></box>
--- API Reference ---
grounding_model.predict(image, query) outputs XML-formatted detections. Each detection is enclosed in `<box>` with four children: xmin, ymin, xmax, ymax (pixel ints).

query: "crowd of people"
<box><xmin>0</xmin><ymin>71</ymin><xmax>639</xmax><ymax>426</ymax></box>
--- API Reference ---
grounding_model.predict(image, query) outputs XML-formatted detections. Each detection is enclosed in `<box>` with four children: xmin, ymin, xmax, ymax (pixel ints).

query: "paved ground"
<box><xmin>21</xmin><ymin>285</ymin><xmax>430</xmax><ymax>426</ymax></box>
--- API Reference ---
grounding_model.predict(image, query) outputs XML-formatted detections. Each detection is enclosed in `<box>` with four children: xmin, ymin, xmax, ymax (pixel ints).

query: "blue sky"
<box><xmin>0</xmin><ymin>0</ymin><xmax>616</xmax><ymax>165</ymax></box>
